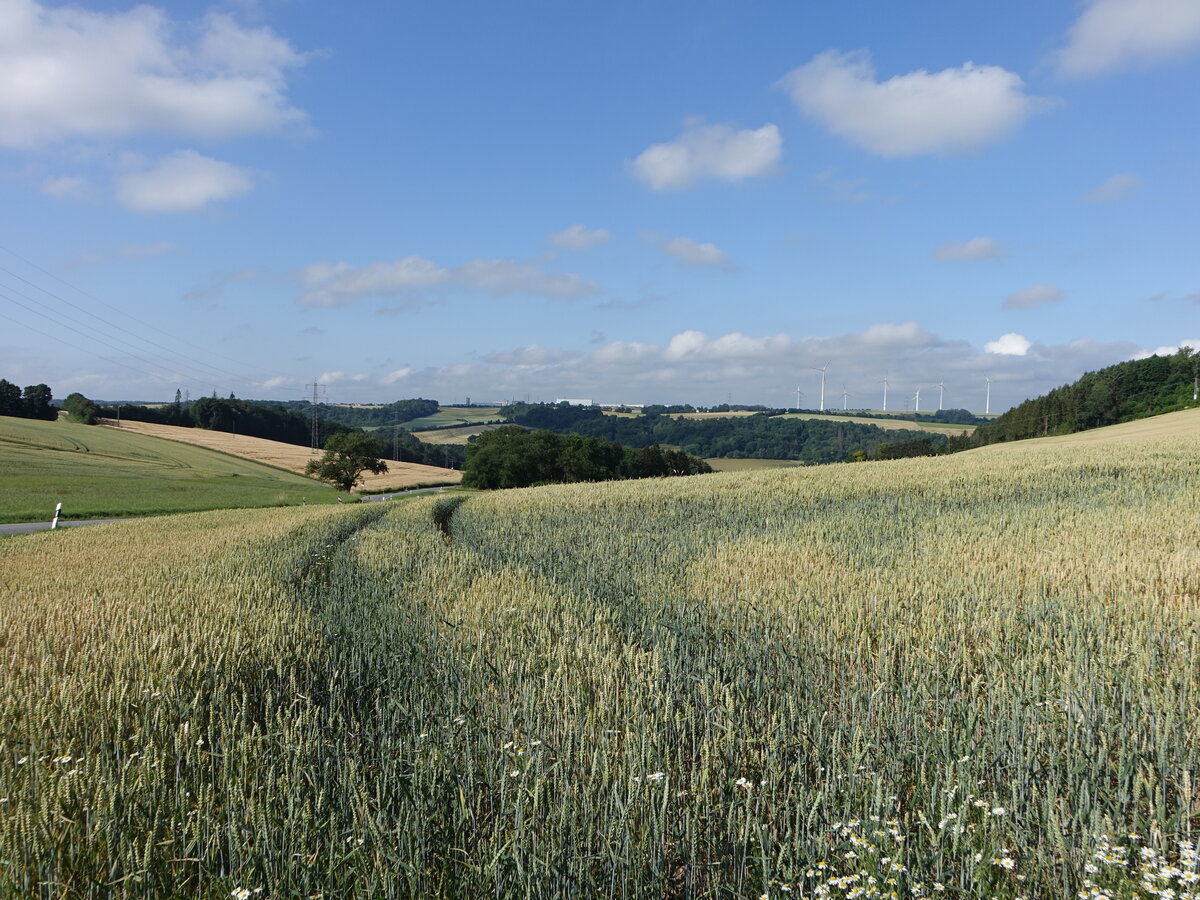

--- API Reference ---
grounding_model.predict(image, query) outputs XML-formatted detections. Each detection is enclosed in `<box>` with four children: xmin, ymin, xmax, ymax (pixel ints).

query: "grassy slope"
<box><xmin>967</xmin><ymin>404</ymin><xmax>1200</xmax><ymax>452</ymax></box>
<box><xmin>0</xmin><ymin>414</ymin><xmax>340</xmax><ymax>522</ymax></box>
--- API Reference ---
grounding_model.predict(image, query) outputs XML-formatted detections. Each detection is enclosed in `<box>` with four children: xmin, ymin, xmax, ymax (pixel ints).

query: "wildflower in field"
<box><xmin>509</xmin><ymin>770</ymin><xmax>520</xmax><ymax>777</ymax></box>
<box><xmin>645</xmin><ymin>772</ymin><xmax>665</xmax><ymax>782</ymax></box>
<box><xmin>231</xmin><ymin>890</ymin><xmax>250</xmax><ymax>900</ymax></box>
<box><xmin>992</xmin><ymin>807</ymin><xmax>1006</xmax><ymax>816</ymax></box>
<box><xmin>993</xmin><ymin>856</ymin><xmax>1016</xmax><ymax>870</ymax></box>
<box><xmin>735</xmin><ymin>777</ymin><xmax>751</xmax><ymax>789</ymax></box>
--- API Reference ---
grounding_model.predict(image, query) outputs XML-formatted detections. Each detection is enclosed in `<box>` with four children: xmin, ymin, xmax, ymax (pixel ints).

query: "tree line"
<box><xmin>500</xmin><ymin>403</ymin><xmax>942</xmax><ymax>463</ymax></box>
<box><xmin>972</xmin><ymin>348</ymin><xmax>1198</xmax><ymax>444</ymax></box>
<box><xmin>271</xmin><ymin>398</ymin><xmax>440</xmax><ymax>428</ymax></box>
<box><xmin>0</xmin><ymin>380</ymin><xmax>55</xmax><ymax>421</ymax></box>
<box><xmin>462</xmin><ymin>426</ymin><xmax>711</xmax><ymax>489</ymax></box>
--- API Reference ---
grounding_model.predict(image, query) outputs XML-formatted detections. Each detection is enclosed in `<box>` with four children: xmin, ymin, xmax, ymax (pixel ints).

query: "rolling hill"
<box><xmin>0</xmin><ymin>414</ymin><xmax>340</xmax><ymax>522</ymax></box>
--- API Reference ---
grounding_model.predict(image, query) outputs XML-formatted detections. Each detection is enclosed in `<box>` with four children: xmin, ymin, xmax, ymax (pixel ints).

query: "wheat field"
<box><xmin>101</xmin><ymin>419</ymin><xmax>462</xmax><ymax>490</ymax></box>
<box><xmin>1</xmin><ymin>416</ymin><xmax>1197</xmax><ymax>898</ymax></box>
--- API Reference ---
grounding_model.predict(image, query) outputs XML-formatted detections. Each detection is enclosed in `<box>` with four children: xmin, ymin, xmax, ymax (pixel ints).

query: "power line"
<box><xmin>0</xmin><ymin>242</ymin><xmax>282</xmax><ymax>386</ymax></box>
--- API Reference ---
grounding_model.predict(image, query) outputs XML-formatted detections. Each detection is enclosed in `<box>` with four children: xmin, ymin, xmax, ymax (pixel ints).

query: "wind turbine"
<box><xmin>913</xmin><ymin>388</ymin><xmax>922</xmax><ymax>413</ymax></box>
<box><xmin>937</xmin><ymin>380</ymin><xmax>945</xmax><ymax>411</ymax></box>
<box><xmin>842</xmin><ymin>384</ymin><xmax>850</xmax><ymax>411</ymax></box>
<box><xmin>795</xmin><ymin>384</ymin><xmax>802</xmax><ymax>410</ymax></box>
<box><xmin>810</xmin><ymin>361</ymin><xmax>830</xmax><ymax>412</ymax></box>
<box><xmin>882</xmin><ymin>374</ymin><xmax>889</xmax><ymax>412</ymax></box>
<box><xmin>985</xmin><ymin>377</ymin><xmax>992</xmax><ymax>415</ymax></box>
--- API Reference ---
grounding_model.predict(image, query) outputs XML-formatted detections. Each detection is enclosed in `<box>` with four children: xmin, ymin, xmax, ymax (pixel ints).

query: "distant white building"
<box><xmin>555</xmin><ymin>398</ymin><xmax>594</xmax><ymax>406</ymax></box>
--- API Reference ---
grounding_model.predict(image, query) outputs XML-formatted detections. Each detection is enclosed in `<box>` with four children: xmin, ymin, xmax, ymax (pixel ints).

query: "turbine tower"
<box><xmin>913</xmin><ymin>388</ymin><xmax>921</xmax><ymax>413</ymax></box>
<box><xmin>842</xmin><ymin>384</ymin><xmax>849</xmax><ymax>411</ymax></box>
<box><xmin>882</xmin><ymin>375</ymin><xmax>889</xmax><ymax>412</ymax></box>
<box><xmin>810</xmin><ymin>361</ymin><xmax>830</xmax><ymax>412</ymax></box>
<box><xmin>985</xmin><ymin>377</ymin><xmax>992</xmax><ymax>415</ymax></box>
<box><xmin>795</xmin><ymin>384</ymin><xmax>802</xmax><ymax>410</ymax></box>
<box><xmin>937</xmin><ymin>379</ymin><xmax>945</xmax><ymax>411</ymax></box>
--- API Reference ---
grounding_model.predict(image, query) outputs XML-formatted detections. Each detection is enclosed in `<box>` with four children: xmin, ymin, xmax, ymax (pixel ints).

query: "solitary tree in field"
<box><xmin>304</xmin><ymin>432</ymin><xmax>388</xmax><ymax>491</ymax></box>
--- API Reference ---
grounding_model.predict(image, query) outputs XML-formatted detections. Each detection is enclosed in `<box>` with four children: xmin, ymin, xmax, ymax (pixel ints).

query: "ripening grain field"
<box><xmin>1</xmin><ymin>422</ymin><xmax>1198</xmax><ymax>899</ymax></box>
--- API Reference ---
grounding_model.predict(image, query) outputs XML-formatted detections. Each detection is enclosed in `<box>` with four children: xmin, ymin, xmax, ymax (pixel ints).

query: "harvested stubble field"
<box><xmin>2</xmin><ymin>412</ymin><xmax>1198</xmax><ymax>898</ymax></box>
<box><xmin>102</xmin><ymin>419</ymin><xmax>462</xmax><ymax>490</ymax></box>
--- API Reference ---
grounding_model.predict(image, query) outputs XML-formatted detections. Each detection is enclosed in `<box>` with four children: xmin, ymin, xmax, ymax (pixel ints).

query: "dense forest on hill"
<box><xmin>974</xmin><ymin>348</ymin><xmax>1198</xmax><ymax>444</ymax></box>
<box><xmin>501</xmin><ymin>403</ymin><xmax>944</xmax><ymax>463</ymax></box>
<box><xmin>273</xmin><ymin>398</ymin><xmax>440</xmax><ymax>428</ymax></box>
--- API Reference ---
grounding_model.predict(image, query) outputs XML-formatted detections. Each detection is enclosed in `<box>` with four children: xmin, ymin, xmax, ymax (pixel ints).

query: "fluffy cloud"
<box><xmin>778</xmin><ymin>50</ymin><xmax>1044</xmax><ymax>157</ymax></box>
<box><xmin>295</xmin><ymin>256</ymin><xmax>596</xmax><ymax>306</ymax></box>
<box><xmin>1082</xmin><ymin>172</ymin><xmax>1140</xmax><ymax>203</ymax></box>
<box><xmin>630</xmin><ymin>120</ymin><xmax>782</xmax><ymax>191</ymax></box>
<box><xmin>660</xmin><ymin>236</ymin><xmax>728</xmax><ymax>267</ymax></box>
<box><xmin>380</xmin><ymin>368</ymin><xmax>413</xmax><ymax>384</ymax></box>
<box><xmin>1134</xmin><ymin>338</ymin><xmax>1200</xmax><ymax>358</ymax></box>
<box><xmin>296</xmin><ymin>257</ymin><xmax>450</xmax><ymax>307</ymax></box>
<box><xmin>985</xmin><ymin>332</ymin><xmax>1033</xmax><ymax>355</ymax></box>
<box><xmin>455</xmin><ymin>259</ymin><xmax>597</xmax><ymax>299</ymax></box>
<box><xmin>115</xmin><ymin>151</ymin><xmax>253</xmax><ymax>212</ymax></box>
<box><xmin>548</xmin><ymin>224</ymin><xmax>611</xmax><ymax>251</ymax></box>
<box><xmin>0</xmin><ymin>2</ymin><xmax>309</xmax><ymax>148</ymax></box>
<box><xmin>934</xmin><ymin>237</ymin><xmax>1006</xmax><ymax>261</ymax></box>
<box><xmin>483</xmin><ymin>344</ymin><xmax>581</xmax><ymax>367</ymax></box>
<box><xmin>40</xmin><ymin>175</ymin><xmax>88</xmax><ymax>198</ymax></box>
<box><xmin>1057</xmin><ymin>0</ymin><xmax>1200</xmax><ymax>76</ymax></box>
<box><xmin>1003</xmin><ymin>285</ymin><xmax>1064</xmax><ymax>309</ymax></box>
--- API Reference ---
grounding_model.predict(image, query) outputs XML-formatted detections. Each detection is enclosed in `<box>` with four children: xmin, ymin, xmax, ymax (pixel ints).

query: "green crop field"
<box><xmin>1</xmin><ymin>411</ymin><xmax>1198</xmax><ymax>897</ymax></box>
<box><xmin>401</xmin><ymin>406</ymin><xmax>507</xmax><ymax>430</ymax></box>
<box><xmin>0</xmin><ymin>414</ymin><xmax>339</xmax><ymax>522</ymax></box>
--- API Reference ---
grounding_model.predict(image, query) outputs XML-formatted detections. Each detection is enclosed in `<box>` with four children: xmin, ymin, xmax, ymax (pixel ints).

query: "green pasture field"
<box><xmin>2</xmin><ymin>409</ymin><xmax>1198</xmax><ymax>897</ymax></box>
<box><xmin>0</xmin><ymin>414</ymin><xmax>338</xmax><ymax>522</ymax></box>
<box><xmin>401</xmin><ymin>406</ymin><xmax>507</xmax><ymax>430</ymax></box>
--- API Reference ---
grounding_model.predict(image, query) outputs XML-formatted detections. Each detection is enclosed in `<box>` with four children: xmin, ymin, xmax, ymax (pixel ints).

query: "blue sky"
<box><xmin>1</xmin><ymin>0</ymin><xmax>1197</xmax><ymax>412</ymax></box>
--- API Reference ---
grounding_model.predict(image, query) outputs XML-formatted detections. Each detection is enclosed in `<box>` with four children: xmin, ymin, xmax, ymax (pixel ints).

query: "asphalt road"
<box><xmin>0</xmin><ymin>518</ymin><xmax>128</xmax><ymax>536</ymax></box>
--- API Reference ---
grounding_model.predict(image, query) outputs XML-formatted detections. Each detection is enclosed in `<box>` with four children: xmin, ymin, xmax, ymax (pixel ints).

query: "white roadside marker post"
<box><xmin>51</xmin><ymin>502</ymin><xmax>62</xmax><ymax>530</ymax></box>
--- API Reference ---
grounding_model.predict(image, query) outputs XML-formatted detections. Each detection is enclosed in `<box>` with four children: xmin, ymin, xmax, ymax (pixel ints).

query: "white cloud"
<box><xmin>778</xmin><ymin>50</ymin><xmax>1044</xmax><ymax>157</ymax></box>
<box><xmin>1134</xmin><ymin>338</ymin><xmax>1200</xmax><ymax>358</ymax></box>
<box><xmin>317</xmin><ymin>371</ymin><xmax>344</xmax><ymax>384</ymax></box>
<box><xmin>1057</xmin><ymin>0</ymin><xmax>1200</xmax><ymax>76</ymax></box>
<box><xmin>859</xmin><ymin>322</ymin><xmax>940</xmax><ymax>348</ymax></box>
<box><xmin>934</xmin><ymin>237</ymin><xmax>1006</xmax><ymax>261</ymax></box>
<box><xmin>297</xmin><ymin>257</ymin><xmax>450</xmax><ymax>307</ymax></box>
<box><xmin>483</xmin><ymin>344</ymin><xmax>580</xmax><ymax>367</ymax></box>
<box><xmin>455</xmin><ymin>259</ymin><xmax>597</xmax><ymax>299</ymax></box>
<box><xmin>549</xmin><ymin>224</ymin><xmax>611</xmax><ymax>251</ymax></box>
<box><xmin>295</xmin><ymin>255</ymin><xmax>596</xmax><ymax>306</ymax></box>
<box><xmin>813</xmin><ymin>168</ymin><xmax>871</xmax><ymax>203</ymax></box>
<box><xmin>660</xmin><ymin>236</ymin><xmax>729</xmax><ymax>267</ymax></box>
<box><xmin>1082</xmin><ymin>172</ymin><xmax>1140</xmax><ymax>203</ymax></box>
<box><xmin>0</xmin><ymin>2</ymin><xmax>309</xmax><ymax>148</ymax></box>
<box><xmin>985</xmin><ymin>332</ymin><xmax>1033</xmax><ymax>355</ymax></box>
<box><xmin>629</xmin><ymin>119</ymin><xmax>782</xmax><ymax>191</ymax></box>
<box><xmin>260</xmin><ymin>375</ymin><xmax>289</xmax><ymax>390</ymax></box>
<box><xmin>380</xmin><ymin>367</ymin><xmax>413</xmax><ymax>384</ymax></box>
<box><xmin>1003</xmin><ymin>285</ymin><xmax>1064</xmax><ymax>309</ymax></box>
<box><xmin>40</xmin><ymin>175</ymin><xmax>87</xmax><ymax>198</ymax></box>
<box><xmin>115</xmin><ymin>150</ymin><xmax>253</xmax><ymax>212</ymax></box>
<box><xmin>590</xmin><ymin>340</ymin><xmax>660</xmax><ymax>366</ymax></box>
